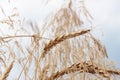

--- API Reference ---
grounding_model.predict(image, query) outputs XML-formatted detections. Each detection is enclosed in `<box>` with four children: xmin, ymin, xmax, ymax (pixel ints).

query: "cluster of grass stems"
<box><xmin>0</xmin><ymin>0</ymin><xmax>120</xmax><ymax>80</ymax></box>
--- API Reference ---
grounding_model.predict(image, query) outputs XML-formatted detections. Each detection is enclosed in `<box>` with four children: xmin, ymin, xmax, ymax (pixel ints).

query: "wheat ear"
<box><xmin>41</xmin><ymin>29</ymin><xmax>90</xmax><ymax>58</ymax></box>
<box><xmin>47</xmin><ymin>62</ymin><xmax>120</xmax><ymax>80</ymax></box>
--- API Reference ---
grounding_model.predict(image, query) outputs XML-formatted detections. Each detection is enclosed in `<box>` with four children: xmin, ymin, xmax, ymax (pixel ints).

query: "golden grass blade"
<box><xmin>0</xmin><ymin>61</ymin><xmax>14</xmax><ymax>80</ymax></box>
<box><xmin>0</xmin><ymin>7</ymin><xmax>6</xmax><ymax>16</ymax></box>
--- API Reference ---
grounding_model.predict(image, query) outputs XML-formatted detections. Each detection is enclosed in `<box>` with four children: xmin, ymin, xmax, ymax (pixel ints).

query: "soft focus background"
<box><xmin>0</xmin><ymin>0</ymin><xmax>120</xmax><ymax>68</ymax></box>
<box><xmin>85</xmin><ymin>0</ymin><xmax>120</xmax><ymax>67</ymax></box>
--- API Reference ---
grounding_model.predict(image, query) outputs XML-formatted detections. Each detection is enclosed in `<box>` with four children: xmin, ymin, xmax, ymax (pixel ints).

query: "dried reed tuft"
<box><xmin>0</xmin><ymin>0</ymin><xmax>120</xmax><ymax>80</ymax></box>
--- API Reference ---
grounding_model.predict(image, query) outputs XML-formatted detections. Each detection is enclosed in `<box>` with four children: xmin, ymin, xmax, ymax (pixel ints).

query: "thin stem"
<box><xmin>1</xmin><ymin>35</ymin><xmax>50</xmax><ymax>40</ymax></box>
<box><xmin>2</xmin><ymin>35</ymin><xmax>33</xmax><ymax>39</ymax></box>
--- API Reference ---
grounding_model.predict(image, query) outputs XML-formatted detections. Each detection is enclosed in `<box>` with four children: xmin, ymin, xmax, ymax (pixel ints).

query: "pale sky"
<box><xmin>1</xmin><ymin>0</ymin><xmax>120</xmax><ymax>67</ymax></box>
<box><xmin>85</xmin><ymin>0</ymin><xmax>120</xmax><ymax>67</ymax></box>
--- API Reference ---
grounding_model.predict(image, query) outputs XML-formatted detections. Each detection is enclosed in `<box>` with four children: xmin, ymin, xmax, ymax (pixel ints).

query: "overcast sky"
<box><xmin>1</xmin><ymin>0</ymin><xmax>120</xmax><ymax>67</ymax></box>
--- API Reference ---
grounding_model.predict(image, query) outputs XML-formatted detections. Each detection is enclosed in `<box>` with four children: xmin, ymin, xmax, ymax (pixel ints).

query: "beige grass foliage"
<box><xmin>0</xmin><ymin>0</ymin><xmax>120</xmax><ymax>80</ymax></box>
